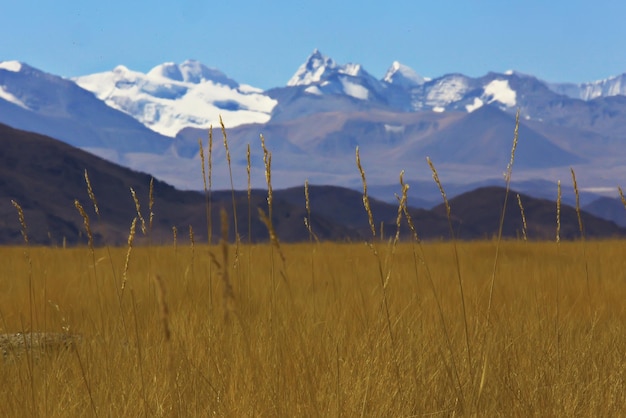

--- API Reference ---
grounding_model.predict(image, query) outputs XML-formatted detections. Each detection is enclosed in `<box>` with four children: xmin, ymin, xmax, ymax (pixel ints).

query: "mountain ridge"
<box><xmin>1</xmin><ymin>123</ymin><xmax>623</xmax><ymax>245</ymax></box>
<box><xmin>3</xmin><ymin>51</ymin><xmax>626</xmax><ymax>197</ymax></box>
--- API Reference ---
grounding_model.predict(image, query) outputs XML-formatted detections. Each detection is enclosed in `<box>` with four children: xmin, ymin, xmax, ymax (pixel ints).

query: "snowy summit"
<box><xmin>0</xmin><ymin>60</ymin><xmax>23</xmax><ymax>73</ymax></box>
<box><xmin>383</xmin><ymin>61</ymin><xmax>427</xmax><ymax>87</ymax></box>
<box><xmin>287</xmin><ymin>49</ymin><xmax>337</xmax><ymax>86</ymax></box>
<box><xmin>74</xmin><ymin>60</ymin><xmax>277</xmax><ymax>137</ymax></box>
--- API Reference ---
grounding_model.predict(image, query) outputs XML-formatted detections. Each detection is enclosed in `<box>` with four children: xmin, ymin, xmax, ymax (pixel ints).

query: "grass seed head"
<box><xmin>130</xmin><ymin>187</ymin><xmax>147</xmax><ymax>235</ymax></box>
<box><xmin>148</xmin><ymin>178</ymin><xmax>155</xmax><ymax>232</ymax></box>
<box><xmin>556</xmin><ymin>180</ymin><xmax>562</xmax><ymax>244</ymax></box>
<box><xmin>74</xmin><ymin>199</ymin><xmax>93</xmax><ymax>249</ymax></box>
<box><xmin>356</xmin><ymin>146</ymin><xmax>376</xmax><ymax>237</ymax></box>
<box><xmin>516</xmin><ymin>193</ymin><xmax>528</xmax><ymax>242</ymax></box>
<box><xmin>121</xmin><ymin>217</ymin><xmax>137</xmax><ymax>291</ymax></box>
<box><xmin>427</xmin><ymin>157</ymin><xmax>451</xmax><ymax>219</ymax></box>
<box><xmin>199</xmin><ymin>138</ymin><xmax>207</xmax><ymax>193</ymax></box>
<box><xmin>11</xmin><ymin>200</ymin><xmax>29</xmax><ymax>244</ymax></box>
<box><xmin>570</xmin><ymin>168</ymin><xmax>584</xmax><ymax>236</ymax></box>
<box><xmin>84</xmin><ymin>169</ymin><xmax>100</xmax><ymax>217</ymax></box>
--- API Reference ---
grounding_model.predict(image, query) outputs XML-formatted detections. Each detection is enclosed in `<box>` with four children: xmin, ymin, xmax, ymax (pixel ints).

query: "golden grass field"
<box><xmin>0</xmin><ymin>238</ymin><xmax>625</xmax><ymax>417</ymax></box>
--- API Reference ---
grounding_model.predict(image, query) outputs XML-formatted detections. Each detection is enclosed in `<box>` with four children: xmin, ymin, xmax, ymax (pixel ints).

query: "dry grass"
<box><xmin>0</xmin><ymin>239</ymin><xmax>624</xmax><ymax>416</ymax></box>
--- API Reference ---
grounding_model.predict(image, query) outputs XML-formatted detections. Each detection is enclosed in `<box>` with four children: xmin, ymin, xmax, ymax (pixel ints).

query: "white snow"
<box><xmin>289</xmin><ymin>64</ymin><xmax>327</xmax><ymax>86</ymax></box>
<box><xmin>113</xmin><ymin>65</ymin><xmax>130</xmax><ymax>73</ymax></box>
<box><xmin>74</xmin><ymin>61</ymin><xmax>277</xmax><ymax>137</ymax></box>
<box><xmin>340</xmin><ymin>63</ymin><xmax>362</xmax><ymax>77</ymax></box>
<box><xmin>548</xmin><ymin>74</ymin><xmax>626</xmax><ymax>101</ymax></box>
<box><xmin>0</xmin><ymin>61</ymin><xmax>22</xmax><ymax>72</ymax></box>
<box><xmin>426</xmin><ymin>75</ymin><xmax>470</xmax><ymax>107</ymax></box>
<box><xmin>287</xmin><ymin>49</ymin><xmax>336</xmax><ymax>86</ymax></box>
<box><xmin>383</xmin><ymin>61</ymin><xmax>426</xmax><ymax>86</ymax></box>
<box><xmin>287</xmin><ymin>50</ymin><xmax>377</xmax><ymax>89</ymax></box>
<box><xmin>384</xmin><ymin>124</ymin><xmax>405</xmax><ymax>134</ymax></box>
<box><xmin>304</xmin><ymin>85</ymin><xmax>322</xmax><ymax>95</ymax></box>
<box><xmin>580</xmin><ymin>75</ymin><xmax>626</xmax><ymax>100</ymax></box>
<box><xmin>465</xmin><ymin>97</ymin><xmax>484</xmax><ymax>113</ymax></box>
<box><xmin>147</xmin><ymin>62</ymin><xmax>183</xmax><ymax>81</ymax></box>
<box><xmin>238</xmin><ymin>84</ymin><xmax>263</xmax><ymax>93</ymax></box>
<box><xmin>341</xmin><ymin>79</ymin><xmax>369</xmax><ymax>100</ymax></box>
<box><xmin>504</xmin><ymin>69</ymin><xmax>514</xmax><ymax>76</ymax></box>
<box><xmin>483</xmin><ymin>79</ymin><xmax>516</xmax><ymax>107</ymax></box>
<box><xmin>0</xmin><ymin>86</ymin><xmax>28</xmax><ymax>109</ymax></box>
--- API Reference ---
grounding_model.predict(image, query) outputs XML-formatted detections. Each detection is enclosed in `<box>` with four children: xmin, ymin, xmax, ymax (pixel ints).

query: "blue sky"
<box><xmin>3</xmin><ymin>0</ymin><xmax>626</xmax><ymax>88</ymax></box>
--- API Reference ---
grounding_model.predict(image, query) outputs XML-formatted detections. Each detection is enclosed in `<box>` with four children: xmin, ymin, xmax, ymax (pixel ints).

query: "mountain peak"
<box><xmin>147</xmin><ymin>62</ymin><xmax>184</xmax><ymax>81</ymax></box>
<box><xmin>179</xmin><ymin>60</ymin><xmax>238</xmax><ymax>87</ymax></box>
<box><xmin>383</xmin><ymin>61</ymin><xmax>426</xmax><ymax>87</ymax></box>
<box><xmin>0</xmin><ymin>61</ymin><xmax>23</xmax><ymax>73</ymax></box>
<box><xmin>287</xmin><ymin>49</ymin><xmax>337</xmax><ymax>86</ymax></box>
<box><xmin>113</xmin><ymin>64</ymin><xmax>130</xmax><ymax>73</ymax></box>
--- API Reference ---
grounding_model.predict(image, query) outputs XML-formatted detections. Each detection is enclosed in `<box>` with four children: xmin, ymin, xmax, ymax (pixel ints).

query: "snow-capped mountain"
<box><xmin>74</xmin><ymin>60</ymin><xmax>277</xmax><ymax>137</ymax></box>
<box><xmin>65</xmin><ymin>49</ymin><xmax>626</xmax><ymax>137</ymax></box>
<box><xmin>383</xmin><ymin>61</ymin><xmax>428</xmax><ymax>88</ymax></box>
<box><xmin>4</xmin><ymin>52</ymin><xmax>626</xmax><ymax>197</ymax></box>
<box><xmin>0</xmin><ymin>60</ymin><xmax>172</xmax><ymax>158</ymax></box>
<box><xmin>285</xmin><ymin>49</ymin><xmax>389</xmax><ymax>102</ymax></box>
<box><xmin>279</xmin><ymin>50</ymin><xmax>521</xmax><ymax>115</ymax></box>
<box><xmin>548</xmin><ymin>73</ymin><xmax>626</xmax><ymax>101</ymax></box>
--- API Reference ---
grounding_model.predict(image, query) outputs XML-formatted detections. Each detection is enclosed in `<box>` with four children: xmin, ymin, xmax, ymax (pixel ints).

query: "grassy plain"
<box><xmin>0</xmin><ymin>238</ymin><xmax>624</xmax><ymax>417</ymax></box>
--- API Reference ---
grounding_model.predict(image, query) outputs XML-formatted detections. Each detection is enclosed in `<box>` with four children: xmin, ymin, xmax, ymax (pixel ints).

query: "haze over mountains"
<box><xmin>2</xmin><ymin>50</ymin><xmax>626</xmax><ymax>207</ymax></box>
<box><xmin>1</xmin><ymin>122</ymin><xmax>623</xmax><ymax>245</ymax></box>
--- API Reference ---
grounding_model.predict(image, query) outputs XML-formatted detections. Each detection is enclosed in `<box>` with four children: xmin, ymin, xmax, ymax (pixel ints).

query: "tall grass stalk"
<box><xmin>516</xmin><ymin>193</ymin><xmax>528</xmax><ymax>242</ymax></box>
<box><xmin>10</xmin><ymin>200</ymin><xmax>37</xmax><ymax>415</ymax></box>
<box><xmin>220</xmin><ymin>117</ymin><xmax>240</xmax><ymax>261</ymax></box>
<box><xmin>198</xmin><ymin>132</ymin><xmax>214</xmax><ymax>310</ymax></box>
<box><xmin>84</xmin><ymin>170</ymin><xmax>122</xmax><ymax>298</ymax></box>
<box><xmin>304</xmin><ymin>180</ymin><xmax>319</xmax><ymax>244</ymax></box>
<box><xmin>486</xmin><ymin>109</ymin><xmax>520</xmax><ymax>322</ymax></box>
<box><xmin>246</xmin><ymin>143</ymin><xmax>252</xmax><ymax>244</ymax></box>
<box><xmin>355</xmin><ymin>146</ymin><xmax>375</xmax><ymax>238</ymax></box>
<box><xmin>260</xmin><ymin>135</ymin><xmax>273</xmax><ymax>220</ymax></box>
<box><xmin>618</xmin><ymin>186</ymin><xmax>626</xmax><ymax>210</ymax></box>
<box><xmin>218</xmin><ymin>209</ymin><xmax>236</xmax><ymax>322</ymax></box>
<box><xmin>130</xmin><ymin>188</ymin><xmax>147</xmax><ymax>236</ymax></box>
<box><xmin>148</xmin><ymin>177</ymin><xmax>155</xmax><ymax>235</ymax></box>
<box><xmin>197</xmin><ymin>128</ymin><xmax>215</xmax><ymax>244</ymax></box>
<box><xmin>260</xmin><ymin>134</ymin><xmax>283</xmax><ymax>302</ymax></box>
<box><xmin>355</xmin><ymin>147</ymin><xmax>403</xmax><ymax>401</ymax></box>
<box><xmin>243</xmin><ymin>144</ymin><xmax>252</xmax><ymax>302</ymax></box>
<box><xmin>121</xmin><ymin>217</ymin><xmax>138</xmax><ymax>295</ymax></box>
<box><xmin>304</xmin><ymin>180</ymin><xmax>319</xmax><ymax>293</ymax></box>
<box><xmin>427</xmin><ymin>156</ymin><xmax>472</xmax><ymax>401</ymax></box>
<box><xmin>570</xmin><ymin>168</ymin><xmax>591</xmax><ymax>300</ymax></box>
<box><xmin>74</xmin><ymin>200</ymin><xmax>107</xmax><ymax>335</ymax></box>
<box><xmin>386</xmin><ymin>171</ymin><xmax>409</xmax><ymax>289</ymax></box>
<box><xmin>555</xmin><ymin>180</ymin><xmax>562</xmax><ymax>375</ymax></box>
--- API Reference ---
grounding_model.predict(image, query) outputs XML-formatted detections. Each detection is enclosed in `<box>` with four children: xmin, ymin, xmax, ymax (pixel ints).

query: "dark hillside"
<box><xmin>432</xmin><ymin>186</ymin><xmax>626</xmax><ymax>240</ymax></box>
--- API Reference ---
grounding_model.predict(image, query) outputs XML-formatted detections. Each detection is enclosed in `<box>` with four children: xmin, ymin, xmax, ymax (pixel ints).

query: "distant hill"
<box><xmin>0</xmin><ymin>123</ymin><xmax>359</xmax><ymax>245</ymax></box>
<box><xmin>432</xmin><ymin>186</ymin><xmax>626</xmax><ymax>240</ymax></box>
<box><xmin>583</xmin><ymin>196</ymin><xmax>626</xmax><ymax>227</ymax></box>
<box><xmin>1</xmin><ymin>124</ymin><xmax>624</xmax><ymax>245</ymax></box>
